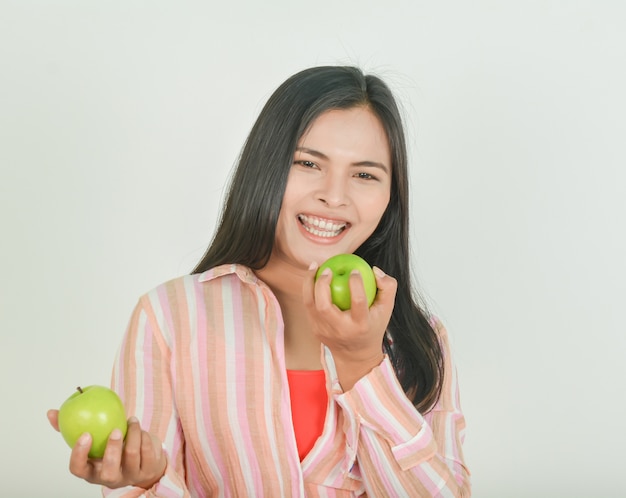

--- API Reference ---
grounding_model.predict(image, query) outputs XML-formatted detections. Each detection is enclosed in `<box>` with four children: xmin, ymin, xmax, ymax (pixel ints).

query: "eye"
<box><xmin>355</xmin><ymin>172</ymin><xmax>377</xmax><ymax>181</ymax></box>
<box><xmin>294</xmin><ymin>160</ymin><xmax>318</xmax><ymax>169</ymax></box>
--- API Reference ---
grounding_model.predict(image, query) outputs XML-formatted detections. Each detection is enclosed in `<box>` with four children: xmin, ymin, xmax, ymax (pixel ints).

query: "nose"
<box><xmin>316</xmin><ymin>174</ymin><xmax>349</xmax><ymax>207</ymax></box>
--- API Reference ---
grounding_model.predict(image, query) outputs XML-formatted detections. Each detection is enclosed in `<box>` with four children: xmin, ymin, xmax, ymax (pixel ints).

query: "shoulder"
<box><xmin>428</xmin><ymin>315</ymin><xmax>449</xmax><ymax>340</ymax></box>
<box><xmin>195</xmin><ymin>264</ymin><xmax>259</xmax><ymax>286</ymax></box>
<box><xmin>139</xmin><ymin>264</ymin><xmax>259</xmax><ymax>307</ymax></box>
<box><xmin>151</xmin><ymin>263</ymin><xmax>257</xmax><ymax>291</ymax></box>
<box><xmin>130</xmin><ymin>264</ymin><xmax>263</xmax><ymax>342</ymax></box>
<box><xmin>426</xmin><ymin>315</ymin><xmax>454</xmax><ymax>360</ymax></box>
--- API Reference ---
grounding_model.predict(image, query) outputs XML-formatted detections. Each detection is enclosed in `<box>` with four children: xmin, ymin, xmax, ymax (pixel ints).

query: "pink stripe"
<box><xmin>113</xmin><ymin>325</ymin><xmax>128</xmax><ymax>400</ymax></box>
<box><xmin>185</xmin><ymin>451</ymin><xmax>205</xmax><ymax>496</ymax></box>
<box><xmin>230</xmin><ymin>277</ymin><xmax>265</xmax><ymax>491</ymax></box>
<box><xmin>194</xmin><ymin>277</ymin><xmax>229</xmax><ymax>488</ymax></box>
<box><xmin>141</xmin><ymin>314</ymin><xmax>154</xmax><ymax>431</ymax></box>
<box><xmin>362</xmin><ymin>437</ymin><xmax>397</xmax><ymax>492</ymax></box>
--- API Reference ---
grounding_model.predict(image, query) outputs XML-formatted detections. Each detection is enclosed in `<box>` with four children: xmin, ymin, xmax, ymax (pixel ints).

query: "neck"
<box><xmin>255</xmin><ymin>255</ymin><xmax>322</xmax><ymax>370</ymax></box>
<box><xmin>254</xmin><ymin>255</ymin><xmax>307</xmax><ymax>302</ymax></box>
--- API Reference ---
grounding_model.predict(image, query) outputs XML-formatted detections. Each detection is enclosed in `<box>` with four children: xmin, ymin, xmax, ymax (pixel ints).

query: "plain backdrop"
<box><xmin>1</xmin><ymin>1</ymin><xmax>625</xmax><ymax>496</ymax></box>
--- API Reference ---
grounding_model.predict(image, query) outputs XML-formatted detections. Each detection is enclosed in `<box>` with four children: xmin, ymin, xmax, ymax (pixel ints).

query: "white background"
<box><xmin>1</xmin><ymin>1</ymin><xmax>625</xmax><ymax>496</ymax></box>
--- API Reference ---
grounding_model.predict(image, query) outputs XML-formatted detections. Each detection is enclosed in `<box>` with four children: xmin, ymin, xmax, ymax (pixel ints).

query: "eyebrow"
<box><xmin>295</xmin><ymin>147</ymin><xmax>390</xmax><ymax>175</ymax></box>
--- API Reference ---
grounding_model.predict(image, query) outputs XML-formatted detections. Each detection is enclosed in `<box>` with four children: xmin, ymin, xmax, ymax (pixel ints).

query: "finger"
<box><xmin>140</xmin><ymin>430</ymin><xmax>165</xmax><ymax>472</ymax></box>
<box><xmin>372</xmin><ymin>267</ymin><xmax>398</xmax><ymax>309</ymax></box>
<box><xmin>47</xmin><ymin>409</ymin><xmax>60</xmax><ymax>432</ymax></box>
<box><xmin>68</xmin><ymin>433</ymin><xmax>94</xmax><ymax>479</ymax></box>
<box><xmin>122</xmin><ymin>417</ymin><xmax>142</xmax><ymax>473</ymax></box>
<box><xmin>134</xmin><ymin>432</ymin><xmax>166</xmax><ymax>489</ymax></box>
<box><xmin>348</xmin><ymin>270</ymin><xmax>369</xmax><ymax>321</ymax></box>
<box><xmin>148</xmin><ymin>433</ymin><xmax>164</xmax><ymax>462</ymax></box>
<box><xmin>99</xmin><ymin>428</ymin><xmax>125</xmax><ymax>484</ymax></box>
<box><xmin>313</xmin><ymin>267</ymin><xmax>334</xmax><ymax>311</ymax></box>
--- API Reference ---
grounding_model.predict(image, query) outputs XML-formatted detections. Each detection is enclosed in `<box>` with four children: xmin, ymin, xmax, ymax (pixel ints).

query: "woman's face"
<box><xmin>273</xmin><ymin>106</ymin><xmax>392</xmax><ymax>269</ymax></box>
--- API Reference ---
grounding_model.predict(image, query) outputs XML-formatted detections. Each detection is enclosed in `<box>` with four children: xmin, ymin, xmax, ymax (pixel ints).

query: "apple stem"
<box><xmin>77</xmin><ymin>386</ymin><xmax>83</xmax><ymax>394</ymax></box>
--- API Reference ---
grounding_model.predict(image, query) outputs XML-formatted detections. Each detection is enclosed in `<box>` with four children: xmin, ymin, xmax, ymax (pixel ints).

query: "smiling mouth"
<box><xmin>298</xmin><ymin>214</ymin><xmax>348</xmax><ymax>238</ymax></box>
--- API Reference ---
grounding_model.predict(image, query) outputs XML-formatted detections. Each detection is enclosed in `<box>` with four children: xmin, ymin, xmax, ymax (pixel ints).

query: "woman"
<box><xmin>48</xmin><ymin>66</ymin><xmax>471</xmax><ymax>496</ymax></box>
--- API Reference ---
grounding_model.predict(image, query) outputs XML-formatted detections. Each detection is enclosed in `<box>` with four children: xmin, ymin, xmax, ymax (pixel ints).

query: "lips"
<box><xmin>297</xmin><ymin>214</ymin><xmax>348</xmax><ymax>238</ymax></box>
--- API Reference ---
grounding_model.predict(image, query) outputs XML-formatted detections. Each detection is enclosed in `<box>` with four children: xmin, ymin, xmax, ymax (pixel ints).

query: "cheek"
<box><xmin>274</xmin><ymin>206</ymin><xmax>293</xmax><ymax>241</ymax></box>
<box><xmin>279</xmin><ymin>183</ymin><xmax>304</xmax><ymax>218</ymax></box>
<box><xmin>363</xmin><ymin>191</ymin><xmax>391</xmax><ymax>222</ymax></box>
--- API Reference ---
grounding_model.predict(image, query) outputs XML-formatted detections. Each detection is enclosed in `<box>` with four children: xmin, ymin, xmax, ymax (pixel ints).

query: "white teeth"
<box><xmin>309</xmin><ymin>227</ymin><xmax>339</xmax><ymax>237</ymax></box>
<box><xmin>298</xmin><ymin>215</ymin><xmax>346</xmax><ymax>237</ymax></box>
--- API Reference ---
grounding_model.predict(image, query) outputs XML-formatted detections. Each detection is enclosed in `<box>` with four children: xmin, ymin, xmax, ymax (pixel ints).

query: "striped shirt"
<box><xmin>103</xmin><ymin>264</ymin><xmax>470</xmax><ymax>497</ymax></box>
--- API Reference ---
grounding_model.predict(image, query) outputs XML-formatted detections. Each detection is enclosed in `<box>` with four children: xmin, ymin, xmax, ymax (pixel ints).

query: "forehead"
<box><xmin>298</xmin><ymin>107</ymin><xmax>391</xmax><ymax>164</ymax></box>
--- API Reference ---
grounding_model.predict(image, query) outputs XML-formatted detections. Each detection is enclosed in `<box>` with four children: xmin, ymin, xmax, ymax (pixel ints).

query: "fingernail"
<box><xmin>308</xmin><ymin>261</ymin><xmax>318</xmax><ymax>271</ymax></box>
<box><xmin>78</xmin><ymin>433</ymin><xmax>91</xmax><ymax>446</ymax></box>
<box><xmin>128</xmin><ymin>416</ymin><xmax>139</xmax><ymax>424</ymax></box>
<box><xmin>321</xmin><ymin>267</ymin><xmax>332</xmax><ymax>277</ymax></box>
<box><xmin>110</xmin><ymin>429</ymin><xmax>122</xmax><ymax>440</ymax></box>
<box><xmin>373</xmin><ymin>266</ymin><xmax>386</xmax><ymax>278</ymax></box>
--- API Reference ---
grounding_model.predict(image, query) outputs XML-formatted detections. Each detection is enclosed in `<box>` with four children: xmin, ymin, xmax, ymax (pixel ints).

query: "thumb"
<box><xmin>47</xmin><ymin>409</ymin><xmax>60</xmax><ymax>432</ymax></box>
<box><xmin>372</xmin><ymin>267</ymin><xmax>397</xmax><ymax>308</ymax></box>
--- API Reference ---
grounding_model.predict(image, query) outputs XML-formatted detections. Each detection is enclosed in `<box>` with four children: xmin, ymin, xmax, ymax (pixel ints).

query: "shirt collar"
<box><xmin>197</xmin><ymin>263</ymin><xmax>259</xmax><ymax>285</ymax></box>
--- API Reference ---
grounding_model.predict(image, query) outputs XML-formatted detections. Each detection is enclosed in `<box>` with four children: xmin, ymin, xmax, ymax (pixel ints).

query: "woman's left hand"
<box><xmin>302</xmin><ymin>263</ymin><xmax>398</xmax><ymax>390</ymax></box>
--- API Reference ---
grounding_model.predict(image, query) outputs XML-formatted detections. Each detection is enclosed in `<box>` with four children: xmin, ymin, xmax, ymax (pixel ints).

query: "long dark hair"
<box><xmin>193</xmin><ymin>66</ymin><xmax>444</xmax><ymax>412</ymax></box>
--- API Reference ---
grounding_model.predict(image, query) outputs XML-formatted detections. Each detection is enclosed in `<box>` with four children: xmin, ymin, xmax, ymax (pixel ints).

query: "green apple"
<box><xmin>315</xmin><ymin>254</ymin><xmax>377</xmax><ymax>310</ymax></box>
<box><xmin>58</xmin><ymin>385</ymin><xmax>128</xmax><ymax>458</ymax></box>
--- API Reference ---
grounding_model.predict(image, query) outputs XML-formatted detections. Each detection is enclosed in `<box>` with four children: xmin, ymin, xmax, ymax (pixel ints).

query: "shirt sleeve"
<box><xmin>102</xmin><ymin>295</ymin><xmax>191</xmax><ymax>498</ymax></box>
<box><xmin>331</xmin><ymin>320</ymin><xmax>471</xmax><ymax>497</ymax></box>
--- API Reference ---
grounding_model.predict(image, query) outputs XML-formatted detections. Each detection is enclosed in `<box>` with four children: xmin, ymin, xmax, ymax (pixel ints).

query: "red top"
<box><xmin>286</xmin><ymin>369</ymin><xmax>328</xmax><ymax>461</ymax></box>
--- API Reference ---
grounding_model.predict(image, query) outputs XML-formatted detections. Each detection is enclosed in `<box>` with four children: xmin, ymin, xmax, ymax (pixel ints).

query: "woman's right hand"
<box><xmin>47</xmin><ymin>409</ymin><xmax>167</xmax><ymax>490</ymax></box>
